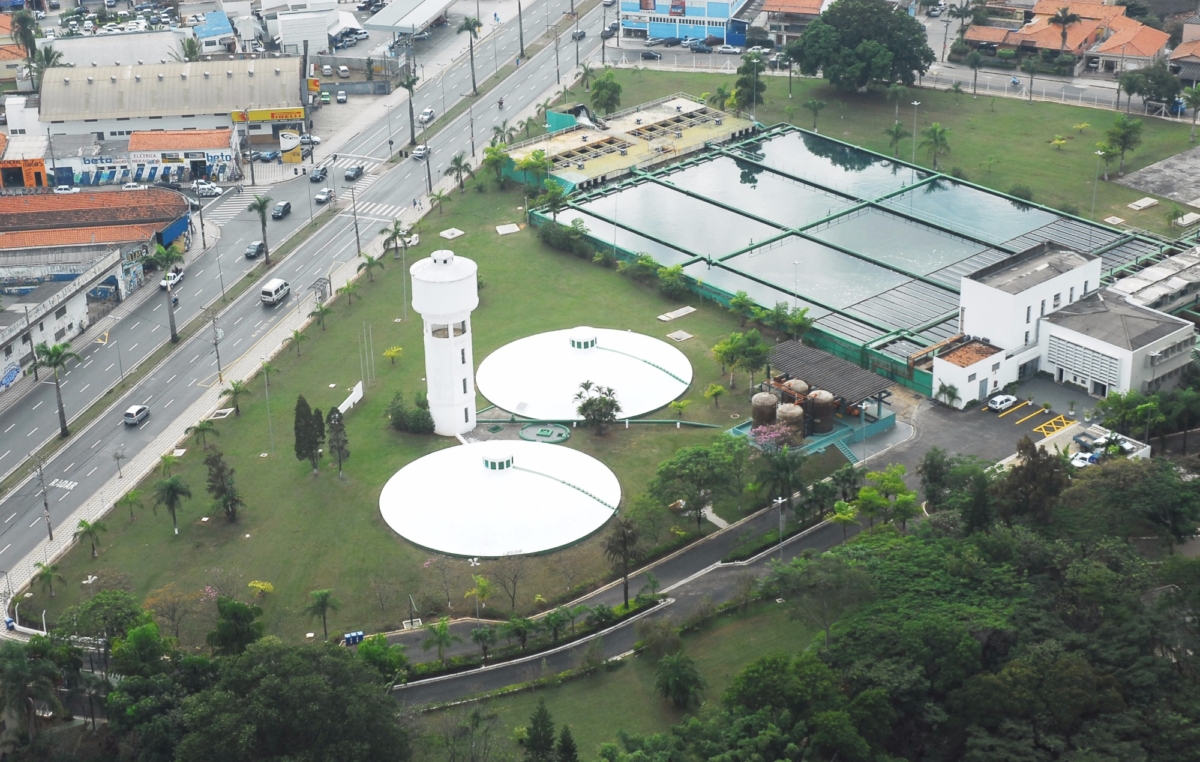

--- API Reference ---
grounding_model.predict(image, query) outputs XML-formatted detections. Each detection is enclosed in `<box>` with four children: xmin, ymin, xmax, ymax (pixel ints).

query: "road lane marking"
<box><xmin>4</xmin><ymin>514</ymin><xmax>14</xmax><ymax>523</ymax></box>
<box><xmin>105</xmin><ymin>363</ymin><xmax>114</xmax><ymax>372</ymax></box>
<box><xmin>0</xmin><ymin>451</ymin><xmax>7</xmax><ymax>460</ymax></box>
<box><xmin>28</xmin><ymin>518</ymin><xmax>39</xmax><ymax>528</ymax></box>
<box><xmin>81</xmin><ymin>384</ymin><xmax>89</xmax><ymax>393</ymax></box>
<box><xmin>131</xmin><ymin>321</ymin><xmax>141</xmax><ymax>330</ymax></box>
<box><xmin>32</xmin><ymin>401</ymin><xmax>42</xmax><ymax>410</ymax></box>
<box><xmin>168</xmin><ymin>375</ymin><xmax>176</xmax><ymax>383</ymax></box>
<box><xmin>26</xmin><ymin>427</ymin><xmax>37</xmax><ymax>437</ymax></box>
<box><xmin>190</xmin><ymin>354</ymin><xmax>200</xmax><ymax>363</ymax></box>
<box><xmin>165</xmin><ymin>398</ymin><xmax>175</xmax><ymax>408</ymax></box>
<box><xmin>3</xmin><ymin>424</ymin><xmax>13</xmax><ymax>433</ymax></box>
<box><xmin>83</xmin><ymin>360</ymin><xmax>92</xmax><ymax>369</ymax></box>
<box><xmin>63</xmin><ymin>463</ymin><xmax>74</xmax><ymax>472</ymax></box>
<box><xmin>0</xmin><ymin>545</ymin><xmax>9</xmax><ymax>555</ymax></box>
<box><xmin>154</xmin><ymin>303</ymin><xmax>162</xmax><ymax>311</ymax></box>
<box><xmin>233</xmin><ymin>338</ymin><xmax>243</xmax><ymax>347</ymax></box>
<box><xmin>86</xmin><ymin>466</ymin><xmax>98</xmax><ymax>477</ymax></box>
<box><xmin>91</xmin><ymin>440</ymin><xmax>101</xmax><ymax>448</ymax></box>
<box><xmin>143</xmin><ymin>395</ymin><xmax>153</xmax><ymax>404</ymax></box>
<box><xmin>131</xmin><ymin>343</ymin><xmax>139</xmax><ymax>351</ymax></box>
<box><xmin>152</xmin><ymin>325</ymin><xmax>161</xmax><ymax>333</ymax></box>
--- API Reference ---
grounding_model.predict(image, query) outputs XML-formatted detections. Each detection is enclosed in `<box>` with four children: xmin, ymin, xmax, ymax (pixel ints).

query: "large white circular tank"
<box><xmin>410</xmin><ymin>250</ymin><xmax>478</xmax><ymax>317</ymax></box>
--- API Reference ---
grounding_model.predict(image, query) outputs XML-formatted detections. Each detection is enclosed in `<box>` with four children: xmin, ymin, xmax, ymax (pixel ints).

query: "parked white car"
<box><xmin>987</xmin><ymin>394</ymin><xmax>1019</xmax><ymax>412</ymax></box>
<box><xmin>53</xmin><ymin>185</ymin><xmax>80</xmax><ymax>194</ymax></box>
<box><xmin>191</xmin><ymin>180</ymin><xmax>221</xmax><ymax>197</ymax></box>
<box><xmin>121</xmin><ymin>183</ymin><xmax>147</xmax><ymax>190</ymax></box>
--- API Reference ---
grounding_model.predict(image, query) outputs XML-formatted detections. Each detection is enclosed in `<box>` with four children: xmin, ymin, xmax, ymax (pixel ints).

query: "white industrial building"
<box><xmin>33</xmin><ymin>30</ymin><xmax>193</xmax><ymax>69</ymax></box>
<box><xmin>928</xmin><ymin>243</ymin><xmax>1195</xmax><ymax>407</ymax></box>
<box><xmin>5</xmin><ymin>60</ymin><xmax>304</xmax><ymax>142</ymax></box>
<box><xmin>1109</xmin><ymin>246</ymin><xmax>1200</xmax><ymax>314</ymax></box>
<box><xmin>410</xmin><ymin>249</ymin><xmax>478</xmax><ymax>436</ymax></box>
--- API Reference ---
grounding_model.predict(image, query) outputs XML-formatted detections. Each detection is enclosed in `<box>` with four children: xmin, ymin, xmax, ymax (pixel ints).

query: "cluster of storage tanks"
<box><xmin>750</xmin><ymin>379</ymin><xmax>837</xmax><ymax>438</ymax></box>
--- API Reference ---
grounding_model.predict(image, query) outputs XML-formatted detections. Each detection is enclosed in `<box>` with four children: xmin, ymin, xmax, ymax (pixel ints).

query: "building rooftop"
<box><xmin>4</xmin><ymin>134</ymin><xmax>47</xmax><ymax>160</ymax></box>
<box><xmin>193</xmin><ymin>12</ymin><xmax>235</xmax><ymax>40</ymax></box>
<box><xmin>762</xmin><ymin>0</ymin><xmax>824</xmax><ymax>14</ymax></box>
<box><xmin>0</xmin><ymin>189</ymin><xmax>188</xmax><ymax>232</ymax></box>
<box><xmin>39</xmin><ymin>59</ymin><xmax>301</xmax><ymax>121</ymax></box>
<box><xmin>0</xmin><ymin>224</ymin><xmax>158</xmax><ymax>250</ymax></box>
<box><xmin>129</xmin><ymin>129</ymin><xmax>234</xmax><ymax>151</ymax></box>
<box><xmin>1109</xmin><ymin>247</ymin><xmax>1200</xmax><ymax>309</ymax></box>
<box><xmin>937</xmin><ymin>339</ymin><xmax>1003</xmax><ymax>368</ymax></box>
<box><xmin>1045</xmin><ymin>290</ymin><xmax>1191</xmax><ymax>350</ymax></box>
<box><xmin>968</xmin><ymin>242</ymin><xmax>1093</xmax><ymax>294</ymax></box>
<box><xmin>34</xmin><ymin>30</ymin><xmax>184</xmax><ymax>68</ymax></box>
<box><xmin>769</xmin><ymin>340</ymin><xmax>894</xmax><ymax>406</ymax></box>
<box><xmin>1095</xmin><ymin>17</ymin><xmax>1169</xmax><ymax>57</ymax></box>
<box><xmin>1171</xmin><ymin>38</ymin><xmax>1200</xmax><ymax>61</ymax></box>
<box><xmin>0</xmin><ymin>279</ymin><xmax>75</xmax><ymax>331</ymax></box>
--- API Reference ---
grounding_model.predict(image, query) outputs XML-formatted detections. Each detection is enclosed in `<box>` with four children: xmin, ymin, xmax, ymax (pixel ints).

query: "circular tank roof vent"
<box><xmin>569</xmin><ymin>327</ymin><xmax>597</xmax><ymax>349</ymax></box>
<box><xmin>482</xmin><ymin>453</ymin><xmax>514</xmax><ymax>471</ymax></box>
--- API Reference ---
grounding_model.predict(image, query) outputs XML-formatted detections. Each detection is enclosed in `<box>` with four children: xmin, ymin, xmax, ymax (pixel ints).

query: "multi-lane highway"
<box><xmin>0</xmin><ymin>0</ymin><xmax>611</xmax><ymax>590</ymax></box>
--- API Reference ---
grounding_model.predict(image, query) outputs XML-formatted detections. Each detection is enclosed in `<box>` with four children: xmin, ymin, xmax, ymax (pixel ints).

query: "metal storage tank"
<box><xmin>807</xmin><ymin>389</ymin><xmax>836</xmax><ymax>434</ymax></box>
<box><xmin>751</xmin><ymin>392</ymin><xmax>779</xmax><ymax>427</ymax></box>
<box><xmin>777</xmin><ymin>403</ymin><xmax>804</xmax><ymax>432</ymax></box>
<box><xmin>783</xmin><ymin>379</ymin><xmax>809</xmax><ymax>397</ymax></box>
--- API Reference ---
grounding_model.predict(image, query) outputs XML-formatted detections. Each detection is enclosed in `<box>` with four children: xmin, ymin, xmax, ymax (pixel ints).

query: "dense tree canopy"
<box><xmin>787</xmin><ymin>0</ymin><xmax>935</xmax><ymax>91</ymax></box>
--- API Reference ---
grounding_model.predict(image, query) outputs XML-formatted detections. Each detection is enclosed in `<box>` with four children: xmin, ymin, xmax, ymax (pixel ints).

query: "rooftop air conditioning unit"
<box><xmin>157</xmin><ymin>73</ymin><xmax>164</xmax><ymax>80</ymax></box>
<box><xmin>274</xmin><ymin>67</ymin><xmax>280</xmax><ymax>74</ymax></box>
<box><xmin>135</xmin><ymin>74</ymin><xmax>141</xmax><ymax>81</ymax></box>
<box><xmin>110</xmin><ymin>75</ymin><xmax>116</xmax><ymax>82</ymax></box>
<box><xmin>137</xmin><ymin>59</ymin><xmax>143</xmax><ymax>64</ymax></box>
<box><xmin>86</xmin><ymin>76</ymin><xmax>93</xmax><ymax>83</ymax></box>
<box><xmin>203</xmin><ymin>71</ymin><xmax>209</xmax><ymax>78</ymax></box>
<box><xmin>62</xmin><ymin>76</ymin><xmax>69</xmax><ymax>84</ymax></box>
<box><xmin>181</xmin><ymin>72</ymin><xmax>187</xmax><ymax>79</ymax></box>
<box><xmin>226</xmin><ymin>70</ymin><xmax>233</xmax><ymax>77</ymax></box>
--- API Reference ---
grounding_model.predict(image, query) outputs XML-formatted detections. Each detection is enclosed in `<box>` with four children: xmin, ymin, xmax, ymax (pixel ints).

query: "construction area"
<box><xmin>533</xmin><ymin>123</ymin><xmax>1188</xmax><ymax>396</ymax></box>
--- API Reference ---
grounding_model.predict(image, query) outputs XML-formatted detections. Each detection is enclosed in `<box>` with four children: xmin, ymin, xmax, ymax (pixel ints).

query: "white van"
<box><xmin>321</xmin><ymin>64</ymin><xmax>333</xmax><ymax>76</ymax></box>
<box><xmin>337</xmin><ymin>65</ymin><xmax>350</xmax><ymax>78</ymax></box>
<box><xmin>261</xmin><ymin>278</ymin><xmax>290</xmax><ymax>305</ymax></box>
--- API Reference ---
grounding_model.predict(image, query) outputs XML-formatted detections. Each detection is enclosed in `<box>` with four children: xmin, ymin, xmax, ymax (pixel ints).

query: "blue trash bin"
<box><xmin>5</xmin><ymin>618</ymin><xmax>15</xmax><ymax>631</ymax></box>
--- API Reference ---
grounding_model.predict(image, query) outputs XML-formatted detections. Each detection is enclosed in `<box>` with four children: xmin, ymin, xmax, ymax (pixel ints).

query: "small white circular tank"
<box><xmin>410</xmin><ymin>250</ymin><xmax>479</xmax><ymax>318</ymax></box>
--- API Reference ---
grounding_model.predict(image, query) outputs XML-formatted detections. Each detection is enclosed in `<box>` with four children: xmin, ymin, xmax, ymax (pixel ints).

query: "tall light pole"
<box><xmin>469</xmin><ymin>102</ymin><xmax>476</xmax><ymax>158</ymax></box>
<box><xmin>424</xmin><ymin>141</ymin><xmax>434</xmax><ymax>193</ymax></box>
<box><xmin>517</xmin><ymin>0</ymin><xmax>525</xmax><ymax>57</ymax></box>
<box><xmin>941</xmin><ymin>17</ymin><xmax>951</xmax><ymax>62</ymax></box>
<box><xmin>574</xmin><ymin>17</ymin><xmax>580</xmax><ymax>67</ymax></box>
<box><xmin>792</xmin><ymin>260</ymin><xmax>800</xmax><ymax>310</ymax></box>
<box><xmin>773</xmin><ymin>496</ymin><xmax>786</xmax><ymax>561</ymax></box>
<box><xmin>261</xmin><ymin>355</ymin><xmax>274</xmax><ymax>455</ymax></box>
<box><xmin>911</xmin><ymin>101</ymin><xmax>921</xmax><ymax>167</ymax></box>
<box><xmin>350</xmin><ymin>185</ymin><xmax>362</xmax><ymax>254</ymax></box>
<box><xmin>33</xmin><ymin>455</ymin><xmax>53</xmax><ymax>542</ymax></box>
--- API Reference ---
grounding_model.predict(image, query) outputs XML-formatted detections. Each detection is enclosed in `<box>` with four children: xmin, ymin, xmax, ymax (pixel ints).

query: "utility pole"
<box><xmin>555</xmin><ymin>29</ymin><xmax>561</xmax><ymax>85</ymax></box>
<box><xmin>468</xmin><ymin>103</ymin><xmax>476</xmax><ymax>158</ymax></box>
<box><xmin>196</xmin><ymin>193</ymin><xmax>207</xmax><ymax>250</ymax></box>
<box><xmin>574</xmin><ymin>16</ymin><xmax>580</xmax><ymax>67</ymax></box>
<box><xmin>261</xmin><ymin>356</ymin><xmax>275</xmax><ymax>455</ymax></box>
<box><xmin>208</xmin><ymin>310</ymin><xmax>224</xmax><ymax>383</ymax></box>
<box><xmin>602</xmin><ymin>6</ymin><xmax>606</xmax><ymax>66</ymax></box>
<box><xmin>518</xmin><ymin>0</ymin><xmax>525</xmax><ymax>57</ymax></box>
<box><xmin>32</xmin><ymin>456</ymin><xmax>52</xmax><ymax>542</ymax></box>
<box><xmin>350</xmin><ymin>185</ymin><xmax>362</xmax><ymax>254</ymax></box>
<box><xmin>424</xmin><ymin>141</ymin><xmax>434</xmax><ymax>193</ymax></box>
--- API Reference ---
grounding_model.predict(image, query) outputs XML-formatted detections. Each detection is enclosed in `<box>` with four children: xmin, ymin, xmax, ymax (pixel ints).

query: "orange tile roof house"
<box><xmin>0</xmin><ymin>189</ymin><xmax>189</xmax><ymax>234</ymax></box>
<box><xmin>128</xmin><ymin>130</ymin><xmax>237</xmax><ymax>152</ymax></box>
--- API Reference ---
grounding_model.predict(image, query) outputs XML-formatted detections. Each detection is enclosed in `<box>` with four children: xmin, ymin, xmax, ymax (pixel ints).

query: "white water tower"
<box><xmin>410</xmin><ymin>249</ymin><xmax>478</xmax><ymax>436</ymax></box>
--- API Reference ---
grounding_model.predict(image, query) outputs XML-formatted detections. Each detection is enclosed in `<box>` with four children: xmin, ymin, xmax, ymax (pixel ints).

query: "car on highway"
<box><xmin>717</xmin><ymin>44</ymin><xmax>742</xmax><ymax>54</ymax></box>
<box><xmin>336</xmin><ymin>90</ymin><xmax>348</xmax><ymax>103</ymax></box>
<box><xmin>570</xmin><ymin>29</ymin><xmax>586</xmax><ymax>41</ymax></box>
<box><xmin>641</xmin><ymin>50</ymin><xmax>662</xmax><ymax>60</ymax></box>
<box><xmin>309</xmin><ymin>166</ymin><xmax>328</xmax><ymax>183</ymax></box>
<box><xmin>159</xmin><ymin>270</ymin><xmax>184</xmax><ymax>289</ymax></box>
<box><xmin>53</xmin><ymin>185</ymin><xmax>80</xmax><ymax>194</ymax></box>
<box><xmin>747</xmin><ymin>45</ymin><xmax>770</xmax><ymax>54</ymax></box>
<box><xmin>987</xmin><ymin>394</ymin><xmax>1019</xmax><ymax>412</ymax></box>
<box><xmin>412</xmin><ymin>144</ymin><xmax>430</xmax><ymax>159</ymax></box>
<box><xmin>300</xmin><ymin>133</ymin><xmax>322</xmax><ymax>145</ymax></box>
<box><xmin>418</xmin><ymin>107</ymin><xmax>435</xmax><ymax>124</ymax></box>
<box><xmin>927</xmin><ymin>6</ymin><xmax>941</xmax><ymax>15</ymax></box>
<box><xmin>245</xmin><ymin>241</ymin><xmax>265</xmax><ymax>259</ymax></box>
<box><xmin>644</xmin><ymin>37</ymin><xmax>664</xmax><ymax>46</ymax></box>
<box><xmin>315</xmin><ymin>187</ymin><xmax>335</xmax><ymax>203</ymax></box>
<box><xmin>344</xmin><ymin>164</ymin><xmax>365</xmax><ymax>181</ymax></box>
<box><xmin>191</xmin><ymin>180</ymin><xmax>221</xmax><ymax>197</ymax></box>
<box><xmin>600</xmin><ymin>28</ymin><xmax>614</xmax><ymax>39</ymax></box>
<box><xmin>271</xmin><ymin>200</ymin><xmax>292</xmax><ymax>219</ymax></box>
<box><xmin>121</xmin><ymin>183</ymin><xmax>147</xmax><ymax>191</ymax></box>
<box><xmin>123</xmin><ymin>405</ymin><xmax>150</xmax><ymax>426</ymax></box>
<box><xmin>320</xmin><ymin>91</ymin><xmax>332</xmax><ymax>104</ymax></box>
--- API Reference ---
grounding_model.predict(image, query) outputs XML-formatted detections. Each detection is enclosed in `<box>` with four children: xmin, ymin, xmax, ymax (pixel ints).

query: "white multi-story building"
<box><xmin>931</xmin><ymin>243</ymin><xmax>1194</xmax><ymax>407</ymax></box>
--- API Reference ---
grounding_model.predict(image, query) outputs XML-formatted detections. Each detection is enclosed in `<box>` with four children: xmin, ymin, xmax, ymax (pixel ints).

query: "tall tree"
<box><xmin>246</xmin><ymin>195</ymin><xmax>274</xmax><ymax>265</ymax></box>
<box><xmin>116</xmin><ymin>488</ymin><xmax>143</xmax><ymax>522</ymax></box>
<box><xmin>759</xmin><ymin>445</ymin><xmax>807</xmax><ymax>510</ymax></box>
<box><xmin>574</xmin><ymin>381</ymin><xmax>622</xmax><ymax>434</ymax></box>
<box><xmin>735</xmin><ymin>53</ymin><xmax>767</xmax><ymax>110</ymax></box>
<box><xmin>357</xmin><ymin>253</ymin><xmax>385</xmax><ymax>282</ymax></box>
<box><xmin>965</xmin><ymin>50</ymin><xmax>985</xmax><ymax>96</ymax></box>
<box><xmin>397</xmin><ymin>70</ymin><xmax>419</xmax><ymax>146</ymax></box>
<box><xmin>185</xmin><ymin>419</ymin><xmax>220</xmax><ymax>448</ymax></box>
<box><xmin>654</xmin><ymin>652</ymin><xmax>707</xmax><ymax>709</ymax></box>
<box><xmin>526</xmin><ymin>698</ymin><xmax>556</xmax><ymax>762</ymax></box>
<box><xmin>1048</xmin><ymin>6</ymin><xmax>1081</xmax><ymax>53</ymax></box>
<box><xmin>1107</xmin><ymin>113</ymin><xmax>1144</xmax><ymax>175</ymax></box>
<box><xmin>27</xmin><ymin>45</ymin><xmax>63</xmax><ymax>92</ymax></box>
<box><xmin>457</xmin><ymin>16</ymin><xmax>483</xmax><ymax>95</ymax></box>
<box><xmin>883</xmin><ymin>120</ymin><xmax>911</xmax><ymax>158</ymax></box>
<box><xmin>304</xmin><ymin>589</ymin><xmax>341</xmax><ymax>641</ymax></box>
<box><xmin>32</xmin><ymin>561</ymin><xmax>63</xmax><ymax>597</ymax></box>
<box><xmin>788</xmin><ymin>0</ymin><xmax>934</xmax><ymax>91</ymax></box>
<box><xmin>803</xmin><ymin>98</ymin><xmax>827</xmax><ymax>130</ymax></box>
<box><xmin>919</xmin><ymin>122</ymin><xmax>951</xmax><ymax>170</ymax></box>
<box><xmin>0</xmin><ymin>641</ymin><xmax>61</xmax><ymax>743</ymax></box>
<box><xmin>293</xmin><ymin>395</ymin><xmax>323</xmax><ymax>475</ymax></box>
<box><xmin>12</xmin><ymin>10</ymin><xmax>37</xmax><ymax>57</ymax></box>
<box><xmin>143</xmin><ymin>243</ymin><xmax>184</xmax><ymax>343</ymax></box>
<box><xmin>421</xmin><ymin>616</ymin><xmax>462</xmax><ymax>665</ymax></box>
<box><xmin>650</xmin><ymin>444</ymin><xmax>734</xmax><ymax>531</ymax></box>
<box><xmin>204</xmin><ymin>596</ymin><xmax>264</xmax><ymax>655</ymax></box>
<box><xmin>204</xmin><ymin>449</ymin><xmax>244</xmax><ymax>523</ymax></box>
<box><xmin>591</xmin><ymin>70</ymin><xmax>623</xmax><ymax>115</ymax></box>
<box><xmin>152</xmin><ymin>475</ymin><xmax>192</xmax><ymax>535</ymax></box>
<box><xmin>556</xmin><ymin>725</ymin><xmax>580</xmax><ymax>762</ymax></box>
<box><xmin>601</xmin><ymin>517</ymin><xmax>641</xmax><ymax>608</ymax></box>
<box><xmin>465</xmin><ymin>574</ymin><xmax>494</xmax><ymax>620</ymax></box>
<box><xmin>772</xmin><ymin>555</ymin><xmax>874</xmax><ymax>649</ymax></box>
<box><xmin>326</xmin><ymin>407</ymin><xmax>350</xmax><ymax>479</ymax></box>
<box><xmin>470</xmin><ymin>625</ymin><xmax>497</xmax><ymax>662</ymax></box>
<box><xmin>992</xmin><ymin>435</ymin><xmax>1068</xmax><ymax>524</ymax></box>
<box><xmin>31</xmin><ymin>341</ymin><xmax>81</xmax><ymax>438</ymax></box>
<box><xmin>885</xmin><ymin>82</ymin><xmax>909</xmax><ymax>121</ymax></box>
<box><xmin>73</xmin><ymin>518</ymin><xmax>108</xmax><ymax>558</ymax></box>
<box><xmin>443</xmin><ymin>151</ymin><xmax>476</xmax><ymax>191</ymax></box>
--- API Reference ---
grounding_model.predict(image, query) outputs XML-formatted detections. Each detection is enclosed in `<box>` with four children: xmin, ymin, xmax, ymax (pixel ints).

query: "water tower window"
<box><xmin>453</xmin><ymin>320</ymin><xmax>467</xmax><ymax>337</ymax></box>
<box><xmin>461</xmin><ymin>348</ymin><xmax>466</xmax><ymax>364</ymax></box>
<box><xmin>464</xmin><ymin>407</ymin><xmax>469</xmax><ymax>422</ymax></box>
<box><xmin>431</xmin><ymin>324</ymin><xmax>450</xmax><ymax>338</ymax></box>
<box><xmin>462</xmin><ymin>378</ymin><xmax>467</xmax><ymax>394</ymax></box>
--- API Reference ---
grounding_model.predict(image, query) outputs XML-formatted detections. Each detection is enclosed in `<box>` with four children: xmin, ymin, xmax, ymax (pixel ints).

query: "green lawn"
<box><xmin>412</xmin><ymin>602</ymin><xmax>814</xmax><ymax>760</ymax></box>
<box><xmin>36</xmin><ymin>177</ymin><xmax>804</xmax><ymax>646</ymax></box>
<box><xmin>576</xmin><ymin>69</ymin><xmax>1193</xmax><ymax>234</ymax></box>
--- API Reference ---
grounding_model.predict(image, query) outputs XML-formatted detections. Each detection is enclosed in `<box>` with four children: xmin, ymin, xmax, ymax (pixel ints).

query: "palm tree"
<box><xmin>457</xmin><ymin>16</ymin><xmax>483</xmax><ymax>95</ymax></box>
<box><xmin>31</xmin><ymin>341</ymin><xmax>81</xmax><ymax>438</ymax></box>
<box><xmin>173</xmin><ymin>37</ymin><xmax>202</xmax><ymax>62</ymax></box>
<box><xmin>601</xmin><ymin>517</ymin><xmax>640</xmax><ymax>608</ymax></box>
<box><xmin>935</xmin><ymin>381</ymin><xmax>962</xmax><ymax>407</ymax></box>
<box><xmin>219</xmin><ymin>380</ymin><xmax>250</xmax><ymax>415</ymax></box>
<box><xmin>380</xmin><ymin>218</ymin><xmax>409</xmax><ymax>261</ymax></box>
<box><xmin>74</xmin><ymin>518</ymin><xmax>108</xmax><ymax>558</ymax></box>
<box><xmin>1048</xmin><ymin>7</ymin><xmax>1081</xmax><ymax>54</ymax></box>
<box><xmin>430</xmin><ymin>189</ymin><xmax>451</xmax><ymax>213</ymax></box>
<box><xmin>0</xmin><ymin>641</ymin><xmax>61</xmax><ymax>743</ymax></box>
<box><xmin>654</xmin><ymin>652</ymin><xmax>706</xmax><ymax>708</ymax></box>
<box><xmin>579</xmin><ymin>61</ymin><xmax>595</xmax><ymax>92</ymax></box>
<box><xmin>337</xmin><ymin>282</ymin><xmax>361</xmax><ymax>306</ymax></box>
<box><xmin>706</xmin><ymin>85</ymin><xmax>731</xmax><ymax>109</ymax></box>
<box><xmin>32</xmin><ymin>562</ymin><xmax>63</xmax><ymax>598</ymax></box>
<box><xmin>27</xmin><ymin>46</ymin><xmax>64</xmax><ymax>93</ymax></box>
<box><xmin>491</xmin><ymin>119</ymin><xmax>517</xmax><ymax>145</ymax></box>
<box><xmin>885</xmin><ymin>82</ymin><xmax>909</xmax><ymax>121</ymax></box>
<box><xmin>444</xmin><ymin>152</ymin><xmax>475</xmax><ymax>191</ymax></box>
<box><xmin>965</xmin><ymin>50</ymin><xmax>985</xmax><ymax>96</ymax></box>
<box><xmin>12</xmin><ymin>11</ymin><xmax>36</xmax><ymax>57</ymax></box>
<box><xmin>247</xmin><ymin>195</ymin><xmax>274</xmax><ymax>266</ymax></box>
<box><xmin>303</xmin><ymin>589</ymin><xmax>341</xmax><ymax>641</ymax></box>
<box><xmin>153</xmin><ymin>475</ymin><xmax>192</xmax><ymax>535</ymax></box>
<box><xmin>471</xmin><ymin>625</ymin><xmax>497</xmax><ymax>662</ymax></box>
<box><xmin>1183</xmin><ymin>85</ymin><xmax>1200</xmax><ymax>143</ymax></box>
<box><xmin>802</xmin><ymin>99</ymin><xmax>826</xmax><ymax>131</ymax></box>
<box><xmin>883</xmin><ymin>121</ymin><xmax>911</xmax><ymax>159</ymax></box>
<box><xmin>1022</xmin><ymin>57</ymin><xmax>1037</xmax><ymax>104</ymax></box>
<box><xmin>116</xmin><ymin>489</ymin><xmax>143</xmax><ymax>522</ymax></box>
<box><xmin>159</xmin><ymin>453</ymin><xmax>179</xmax><ymax>478</ymax></box>
<box><xmin>949</xmin><ymin>3</ymin><xmax>973</xmax><ymax>33</ymax></box>
<box><xmin>357</xmin><ymin>253</ymin><xmax>385</xmax><ymax>282</ymax></box>
<box><xmin>396</xmin><ymin>70</ymin><xmax>420</xmax><ymax>148</ymax></box>
<box><xmin>918</xmin><ymin>123</ymin><xmax>951</xmax><ymax>170</ymax></box>
<box><xmin>465</xmin><ymin>574</ymin><xmax>494</xmax><ymax>620</ymax></box>
<box><xmin>142</xmin><ymin>243</ymin><xmax>184</xmax><ymax>343</ymax></box>
<box><xmin>185</xmin><ymin>419</ymin><xmax>219</xmax><ymax>448</ymax></box>
<box><xmin>308</xmin><ymin>302</ymin><xmax>333</xmax><ymax>329</ymax></box>
<box><xmin>284</xmin><ymin>329</ymin><xmax>308</xmax><ymax>356</ymax></box>
<box><xmin>422</xmin><ymin>616</ymin><xmax>463</xmax><ymax>664</ymax></box>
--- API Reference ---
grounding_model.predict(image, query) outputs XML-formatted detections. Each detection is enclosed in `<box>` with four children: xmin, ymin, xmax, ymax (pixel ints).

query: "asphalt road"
<box><xmin>0</xmin><ymin>0</ymin><xmax>608</xmax><ymax>594</ymax></box>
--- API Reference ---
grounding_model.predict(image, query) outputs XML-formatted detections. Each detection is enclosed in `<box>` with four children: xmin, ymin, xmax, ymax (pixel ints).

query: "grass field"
<box><xmin>412</xmin><ymin>602</ymin><xmax>815</xmax><ymax>760</ymax></box>
<box><xmin>559</xmin><ymin>68</ymin><xmax>1193</xmax><ymax>234</ymax></box>
<box><xmin>35</xmin><ymin>176</ymin><xmax>817</xmax><ymax>645</ymax></box>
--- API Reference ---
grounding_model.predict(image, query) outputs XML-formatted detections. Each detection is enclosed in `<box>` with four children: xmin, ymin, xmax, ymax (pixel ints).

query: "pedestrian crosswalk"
<box><xmin>353</xmin><ymin>201</ymin><xmax>408</xmax><ymax>219</ymax></box>
<box><xmin>339</xmin><ymin>172</ymin><xmax>382</xmax><ymax>202</ymax></box>
<box><xmin>329</xmin><ymin>158</ymin><xmax>381</xmax><ymax>173</ymax></box>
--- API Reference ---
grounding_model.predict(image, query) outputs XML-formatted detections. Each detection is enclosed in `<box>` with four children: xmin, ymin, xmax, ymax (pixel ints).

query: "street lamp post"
<box><xmin>773</xmin><ymin>496</ymin><xmax>786</xmax><ymax>561</ymax></box>
<box><xmin>196</xmin><ymin>196</ymin><xmax>207</xmax><ymax>250</ymax></box>
<box><xmin>261</xmin><ymin>356</ymin><xmax>274</xmax><ymax>455</ymax></box>
<box><xmin>941</xmin><ymin>18</ymin><xmax>951</xmax><ymax>62</ymax></box>
<box><xmin>350</xmin><ymin>185</ymin><xmax>362</xmax><ymax>254</ymax></box>
<box><xmin>216</xmin><ymin>253</ymin><xmax>227</xmax><ymax>301</ymax></box>
<box><xmin>911</xmin><ymin>101</ymin><xmax>921</xmax><ymax>167</ymax></box>
<box><xmin>469</xmin><ymin>102</ymin><xmax>476</xmax><ymax>158</ymax></box>
<box><xmin>424</xmin><ymin>142</ymin><xmax>434</xmax><ymax>193</ymax></box>
<box><xmin>518</xmin><ymin>0</ymin><xmax>525</xmax><ymax>57</ymax></box>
